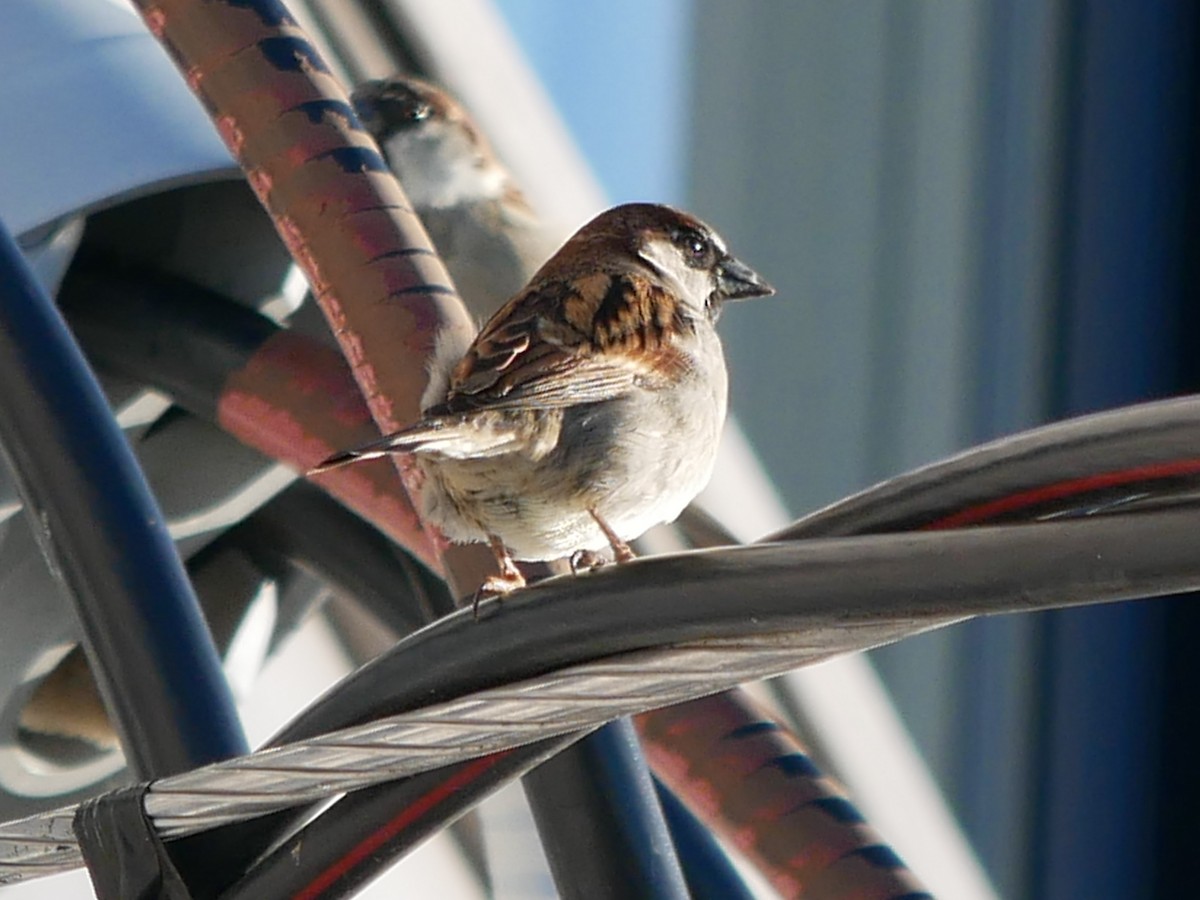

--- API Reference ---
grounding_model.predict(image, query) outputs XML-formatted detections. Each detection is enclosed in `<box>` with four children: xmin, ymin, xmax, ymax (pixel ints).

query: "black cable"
<box><xmin>224</xmin><ymin>399</ymin><xmax>1200</xmax><ymax>897</ymax></box>
<box><xmin>212</xmin><ymin>481</ymin><xmax>703</xmax><ymax>899</ymax></box>
<box><xmin>67</xmin><ymin>263</ymin><xmax>697</xmax><ymax>898</ymax></box>
<box><xmin>59</xmin><ymin>262</ymin><xmax>1200</xmax><ymax>896</ymax></box>
<box><xmin>654</xmin><ymin>779</ymin><xmax>757</xmax><ymax>900</ymax></box>
<box><xmin>60</xmin><ymin>262</ymin><xmax>276</xmax><ymax>421</ymax></box>
<box><xmin>274</xmin><ymin>504</ymin><xmax>1200</xmax><ymax>745</ymax></box>
<box><xmin>164</xmin><ymin>500</ymin><xmax>1200</xmax><ymax>899</ymax></box>
<box><xmin>209</xmin><ymin>497</ymin><xmax>1200</xmax><ymax>898</ymax></box>
<box><xmin>777</xmin><ymin>394</ymin><xmax>1200</xmax><ymax>536</ymax></box>
<box><xmin>211</xmin><ymin>394</ymin><xmax>1200</xmax><ymax>892</ymax></box>
<box><xmin>262</xmin><ymin>424</ymin><xmax>1200</xmax><ymax>900</ymax></box>
<box><xmin>227</xmin><ymin>481</ymin><xmax>455</xmax><ymax>628</ymax></box>
<box><xmin>220</xmin><ymin>734</ymin><xmax>584</xmax><ymax>900</ymax></box>
<box><xmin>522</xmin><ymin>719</ymin><xmax>689</xmax><ymax>900</ymax></box>
<box><xmin>0</xmin><ymin>222</ymin><xmax>246</xmax><ymax>778</ymax></box>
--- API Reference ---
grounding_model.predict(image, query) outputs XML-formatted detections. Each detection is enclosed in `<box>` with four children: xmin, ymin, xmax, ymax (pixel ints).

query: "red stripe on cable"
<box><xmin>296</xmin><ymin>752</ymin><xmax>508</xmax><ymax>900</ymax></box>
<box><xmin>922</xmin><ymin>458</ymin><xmax>1200</xmax><ymax>529</ymax></box>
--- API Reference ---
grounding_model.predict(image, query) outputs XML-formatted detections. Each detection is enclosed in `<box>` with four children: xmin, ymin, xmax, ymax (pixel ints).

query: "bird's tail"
<box><xmin>308</xmin><ymin>415</ymin><xmax>521</xmax><ymax>475</ymax></box>
<box><xmin>308</xmin><ymin>420</ymin><xmax>457</xmax><ymax>475</ymax></box>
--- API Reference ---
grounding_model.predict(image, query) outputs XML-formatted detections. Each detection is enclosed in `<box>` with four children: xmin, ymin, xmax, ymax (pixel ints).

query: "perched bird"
<box><xmin>351</xmin><ymin>75</ymin><xmax>554</xmax><ymax>320</ymax></box>
<box><xmin>313</xmin><ymin>202</ymin><xmax>773</xmax><ymax>595</ymax></box>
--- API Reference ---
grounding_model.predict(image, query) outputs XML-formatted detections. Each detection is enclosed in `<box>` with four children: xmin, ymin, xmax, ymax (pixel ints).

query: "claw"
<box><xmin>471</xmin><ymin>569</ymin><xmax>525</xmax><ymax>619</ymax></box>
<box><xmin>569</xmin><ymin>549</ymin><xmax>606</xmax><ymax>574</ymax></box>
<box><xmin>473</xmin><ymin>535</ymin><xmax>526</xmax><ymax>619</ymax></box>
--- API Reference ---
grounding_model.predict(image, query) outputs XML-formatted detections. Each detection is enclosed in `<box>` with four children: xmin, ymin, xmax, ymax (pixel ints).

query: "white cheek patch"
<box><xmin>638</xmin><ymin>239</ymin><xmax>712</xmax><ymax>311</ymax></box>
<box><xmin>384</xmin><ymin>128</ymin><xmax>506</xmax><ymax>210</ymax></box>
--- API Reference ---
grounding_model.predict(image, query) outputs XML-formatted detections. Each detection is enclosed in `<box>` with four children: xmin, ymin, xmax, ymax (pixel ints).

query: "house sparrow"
<box><xmin>313</xmin><ymin>203</ymin><xmax>773</xmax><ymax>596</ymax></box>
<box><xmin>351</xmin><ymin>75</ymin><xmax>554</xmax><ymax>320</ymax></box>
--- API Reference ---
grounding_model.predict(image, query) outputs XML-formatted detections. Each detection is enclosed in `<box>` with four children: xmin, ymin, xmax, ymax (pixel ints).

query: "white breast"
<box><xmin>418</xmin><ymin>320</ymin><xmax>729</xmax><ymax>562</ymax></box>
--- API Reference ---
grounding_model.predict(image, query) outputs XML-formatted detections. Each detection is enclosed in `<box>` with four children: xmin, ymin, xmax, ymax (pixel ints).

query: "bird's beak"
<box><xmin>716</xmin><ymin>256</ymin><xmax>774</xmax><ymax>301</ymax></box>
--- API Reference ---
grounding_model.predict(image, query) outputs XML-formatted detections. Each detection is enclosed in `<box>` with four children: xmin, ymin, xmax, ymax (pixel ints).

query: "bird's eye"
<box><xmin>675</xmin><ymin>230</ymin><xmax>713</xmax><ymax>267</ymax></box>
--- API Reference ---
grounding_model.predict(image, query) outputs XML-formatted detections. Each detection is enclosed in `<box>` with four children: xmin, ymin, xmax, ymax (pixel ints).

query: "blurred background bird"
<box><xmin>352</xmin><ymin>75</ymin><xmax>559</xmax><ymax>321</ymax></box>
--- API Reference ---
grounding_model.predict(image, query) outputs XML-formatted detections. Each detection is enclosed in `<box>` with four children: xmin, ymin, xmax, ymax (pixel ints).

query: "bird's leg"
<box><xmin>473</xmin><ymin>535</ymin><xmax>526</xmax><ymax>618</ymax></box>
<box><xmin>588</xmin><ymin>509</ymin><xmax>636</xmax><ymax>563</ymax></box>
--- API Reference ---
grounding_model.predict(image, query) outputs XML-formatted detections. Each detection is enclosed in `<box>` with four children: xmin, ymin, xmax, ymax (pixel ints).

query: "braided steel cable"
<box><xmin>0</xmin><ymin>640</ymin><xmax>843</xmax><ymax>881</ymax></box>
<box><xmin>148</xmin><ymin>639</ymin><xmax>843</xmax><ymax>832</ymax></box>
<box><xmin>64</xmin><ymin>263</ymin><xmax>1200</xmax><ymax>896</ymax></box>
<box><xmin>1</xmin><ymin>503</ymin><xmax>1199</xmax><ymax>883</ymax></box>
<box><xmin>220</xmin><ymin>736</ymin><xmax>584</xmax><ymax>900</ymax></box>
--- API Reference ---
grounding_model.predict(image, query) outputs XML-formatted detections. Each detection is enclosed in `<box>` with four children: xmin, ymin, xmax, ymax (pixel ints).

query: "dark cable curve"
<box><xmin>61</xmin><ymin>263</ymin><xmax>1200</xmax><ymax>897</ymax></box>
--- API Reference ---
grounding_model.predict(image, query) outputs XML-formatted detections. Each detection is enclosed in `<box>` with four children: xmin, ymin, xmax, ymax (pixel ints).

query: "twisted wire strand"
<box><xmin>0</xmin><ymin>633</ymin><xmax>861</xmax><ymax>883</ymax></box>
<box><xmin>3</xmin><ymin>494</ymin><xmax>1198</xmax><ymax>884</ymax></box>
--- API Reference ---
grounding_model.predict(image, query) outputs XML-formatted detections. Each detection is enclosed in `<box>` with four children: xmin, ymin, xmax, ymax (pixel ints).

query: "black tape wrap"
<box><xmin>72</xmin><ymin>783</ymin><xmax>192</xmax><ymax>899</ymax></box>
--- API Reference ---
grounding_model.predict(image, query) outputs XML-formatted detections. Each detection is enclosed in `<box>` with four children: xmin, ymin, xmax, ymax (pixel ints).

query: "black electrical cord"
<box><xmin>58</xmin><ymin>261</ymin><xmax>1200</xmax><ymax>897</ymax></box>
<box><xmin>777</xmin><ymin>393</ymin><xmax>1200</xmax><ymax>537</ymax></box>
<box><xmin>225</xmin><ymin>480</ymin><xmax>455</xmax><ymax>629</ymax></box>
<box><xmin>165</xmin><ymin>485</ymin><xmax>464</xmax><ymax>900</ymax></box>
<box><xmin>217</xmin><ymin>486</ymin><xmax>696</xmax><ymax>900</ymax></box>
<box><xmin>0</xmin><ymin>224</ymin><xmax>247</xmax><ymax>778</ymax></box>
<box><xmin>65</xmin><ymin>262</ymin><xmax>703</xmax><ymax>899</ymax></box>
<box><xmin>182</xmin><ymin>477</ymin><xmax>706</xmax><ymax>900</ymax></box>
<box><xmin>227</xmin><ymin>397</ymin><xmax>1200</xmax><ymax>898</ymax></box>
<box><xmin>245</xmin><ymin>515</ymin><xmax>691</xmax><ymax>898</ymax></box>
<box><xmin>114</xmin><ymin>500</ymin><xmax>1198</xmax><ymax>900</ymax></box>
<box><xmin>63</xmin><ymin>262</ymin><xmax>456</xmax><ymax>634</ymax></box>
<box><xmin>522</xmin><ymin>718</ymin><xmax>690</xmax><ymax>900</ymax></box>
<box><xmin>59</xmin><ymin>260</ymin><xmax>278</xmax><ymax>420</ymax></box>
<box><xmin>220</xmin><ymin>735</ymin><xmax>584</xmax><ymax>900</ymax></box>
<box><xmin>224</xmin><ymin>478</ymin><xmax>1200</xmax><ymax>899</ymax></box>
<box><xmin>271</xmin><ymin>503</ymin><xmax>1200</xmax><ymax>745</ymax></box>
<box><xmin>211</xmin><ymin>403</ymin><xmax>1200</xmax><ymax>900</ymax></box>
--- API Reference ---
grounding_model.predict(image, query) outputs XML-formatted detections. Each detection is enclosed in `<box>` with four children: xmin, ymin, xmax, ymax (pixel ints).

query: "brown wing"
<box><xmin>428</xmin><ymin>272</ymin><xmax>697</xmax><ymax>415</ymax></box>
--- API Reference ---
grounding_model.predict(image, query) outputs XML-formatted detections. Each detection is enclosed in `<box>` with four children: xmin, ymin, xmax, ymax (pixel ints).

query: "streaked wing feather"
<box><xmin>431</xmin><ymin>272</ymin><xmax>695</xmax><ymax>415</ymax></box>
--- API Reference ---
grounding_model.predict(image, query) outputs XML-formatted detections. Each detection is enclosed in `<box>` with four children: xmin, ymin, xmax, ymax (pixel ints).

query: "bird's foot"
<box><xmin>569</xmin><ymin>549</ymin><xmax>607</xmax><ymax>574</ymax></box>
<box><xmin>471</xmin><ymin>568</ymin><xmax>525</xmax><ymax>619</ymax></box>
<box><xmin>474</xmin><ymin>536</ymin><xmax>526</xmax><ymax>618</ymax></box>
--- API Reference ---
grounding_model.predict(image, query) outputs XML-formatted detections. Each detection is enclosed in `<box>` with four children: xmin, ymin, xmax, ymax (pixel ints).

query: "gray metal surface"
<box><xmin>0</xmin><ymin>0</ymin><xmax>235</xmax><ymax>237</ymax></box>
